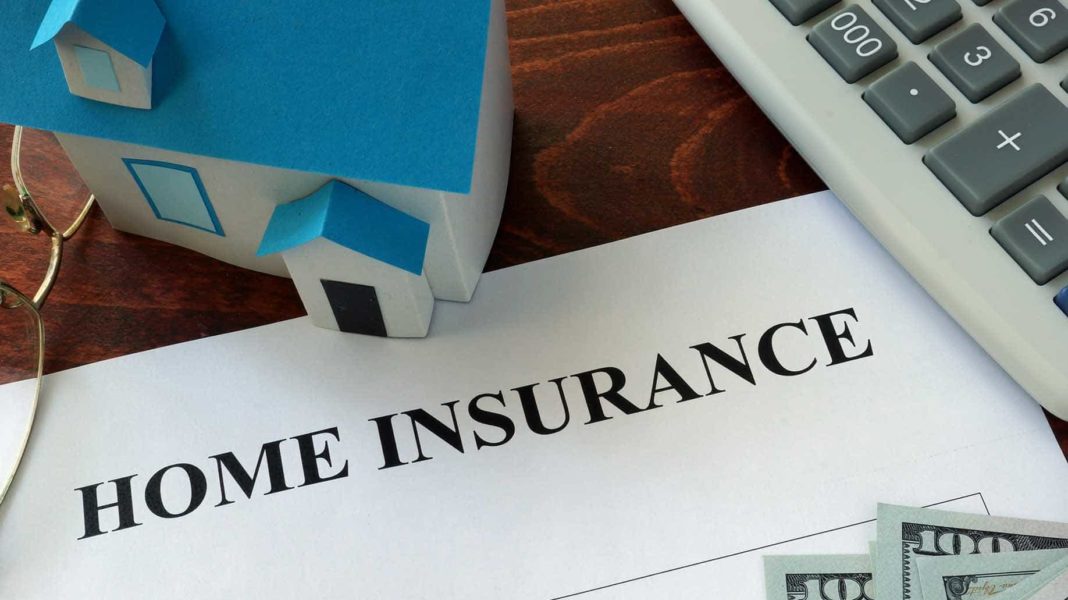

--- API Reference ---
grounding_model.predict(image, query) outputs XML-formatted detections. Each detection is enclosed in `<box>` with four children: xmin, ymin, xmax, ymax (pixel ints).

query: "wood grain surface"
<box><xmin>0</xmin><ymin>0</ymin><xmax>1064</xmax><ymax>458</ymax></box>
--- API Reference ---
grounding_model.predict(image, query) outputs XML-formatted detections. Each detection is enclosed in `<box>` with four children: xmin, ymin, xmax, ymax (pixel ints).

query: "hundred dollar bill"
<box><xmin>874</xmin><ymin>504</ymin><xmax>1068</xmax><ymax>600</ymax></box>
<box><xmin>993</xmin><ymin>555</ymin><xmax>1068</xmax><ymax>600</ymax></box>
<box><xmin>915</xmin><ymin>548</ymin><xmax>1068</xmax><ymax>600</ymax></box>
<box><xmin>765</xmin><ymin>554</ymin><xmax>874</xmax><ymax>600</ymax></box>
<box><xmin>1019</xmin><ymin>575</ymin><xmax>1068</xmax><ymax>600</ymax></box>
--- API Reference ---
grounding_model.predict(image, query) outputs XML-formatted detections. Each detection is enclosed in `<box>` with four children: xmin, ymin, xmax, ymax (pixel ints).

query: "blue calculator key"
<box><xmin>1057</xmin><ymin>286</ymin><xmax>1068</xmax><ymax>316</ymax></box>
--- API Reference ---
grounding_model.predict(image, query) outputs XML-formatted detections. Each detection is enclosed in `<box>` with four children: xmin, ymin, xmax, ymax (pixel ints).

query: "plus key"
<box><xmin>925</xmin><ymin>85</ymin><xmax>1068</xmax><ymax>215</ymax></box>
<box><xmin>997</xmin><ymin>129</ymin><xmax>1023</xmax><ymax>152</ymax></box>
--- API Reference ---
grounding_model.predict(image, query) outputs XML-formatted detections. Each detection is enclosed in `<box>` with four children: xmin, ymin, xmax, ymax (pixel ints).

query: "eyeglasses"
<box><xmin>0</xmin><ymin>125</ymin><xmax>95</xmax><ymax>507</ymax></box>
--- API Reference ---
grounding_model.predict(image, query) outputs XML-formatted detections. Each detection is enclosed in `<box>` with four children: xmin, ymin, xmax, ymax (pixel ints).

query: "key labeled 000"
<box><xmin>809</xmin><ymin>7</ymin><xmax>899</xmax><ymax>82</ymax></box>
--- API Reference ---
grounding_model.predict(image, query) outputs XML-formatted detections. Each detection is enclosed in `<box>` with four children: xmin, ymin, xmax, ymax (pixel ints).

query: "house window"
<box><xmin>123</xmin><ymin>160</ymin><xmax>225</xmax><ymax>236</ymax></box>
<box><xmin>73</xmin><ymin>46</ymin><xmax>120</xmax><ymax>92</ymax></box>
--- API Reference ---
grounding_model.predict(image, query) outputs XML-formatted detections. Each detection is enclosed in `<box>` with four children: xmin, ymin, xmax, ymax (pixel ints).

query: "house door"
<box><xmin>320</xmin><ymin>280</ymin><xmax>387</xmax><ymax>337</ymax></box>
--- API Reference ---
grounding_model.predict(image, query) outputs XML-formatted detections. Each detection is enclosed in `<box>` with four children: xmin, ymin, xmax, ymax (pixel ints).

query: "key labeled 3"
<box><xmin>930</xmin><ymin>24</ymin><xmax>1021</xmax><ymax>102</ymax></box>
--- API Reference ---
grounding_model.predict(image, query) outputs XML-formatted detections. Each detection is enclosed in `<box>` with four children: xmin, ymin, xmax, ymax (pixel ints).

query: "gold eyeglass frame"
<box><xmin>0</xmin><ymin>125</ymin><xmax>95</xmax><ymax>506</ymax></box>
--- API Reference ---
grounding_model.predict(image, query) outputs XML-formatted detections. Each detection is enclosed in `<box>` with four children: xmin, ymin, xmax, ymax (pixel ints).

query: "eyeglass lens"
<box><xmin>0</xmin><ymin>283</ymin><xmax>44</xmax><ymax>505</ymax></box>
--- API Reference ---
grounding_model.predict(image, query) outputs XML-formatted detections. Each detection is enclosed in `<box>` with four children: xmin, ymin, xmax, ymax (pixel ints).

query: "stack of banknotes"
<box><xmin>764</xmin><ymin>504</ymin><xmax>1068</xmax><ymax>600</ymax></box>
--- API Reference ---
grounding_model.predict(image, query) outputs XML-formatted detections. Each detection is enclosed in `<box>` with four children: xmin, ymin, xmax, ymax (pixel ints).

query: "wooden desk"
<box><xmin>1</xmin><ymin>0</ymin><xmax>1064</xmax><ymax>458</ymax></box>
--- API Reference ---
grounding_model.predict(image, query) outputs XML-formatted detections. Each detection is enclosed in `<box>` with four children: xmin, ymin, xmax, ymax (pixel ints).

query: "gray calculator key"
<box><xmin>809</xmin><ymin>7</ymin><xmax>899</xmax><ymax>83</ymax></box>
<box><xmin>995</xmin><ymin>0</ymin><xmax>1068</xmax><ymax>62</ymax></box>
<box><xmin>770</xmin><ymin>0</ymin><xmax>840</xmax><ymax>25</ymax></box>
<box><xmin>972</xmin><ymin>0</ymin><xmax>994</xmax><ymax>4</ymax></box>
<box><xmin>1060</xmin><ymin>176</ymin><xmax>1068</xmax><ymax>199</ymax></box>
<box><xmin>930</xmin><ymin>24</ymin><xmax>1021</xmax><ymax>102</ymax></box>
<box><xmin>925</xmin><ymin>85</ymin><xmax>1068</xmax><ymax>215</ymax></box>
<box><xmin>873</xmin><ymin>0</ymin><xmax>962</xmax><ymax>43</ymax></box>
<box><xmin>864</xmin><ymin>62</ymin><xmax>956</xmax><ymax>143</ymax></box>
<box><xmin>991</xmin><ymin>195</ymin><xmax>1068</xmax><ymax>284</ymax></box>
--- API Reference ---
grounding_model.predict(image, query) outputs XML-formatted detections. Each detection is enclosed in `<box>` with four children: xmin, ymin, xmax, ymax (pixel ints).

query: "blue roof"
<box><xmin>30</xmin><ymin>0</ymin><xmax>165</xmax><ymax>67</ymax></box>
<box><xmin>3</xmin><ymin>0</ymin><xmax>492</xmax><ymax>194</ymax></box>
<box><xmin>257</xmin><ymin>180</ymin><xmax>429</xmax><ymax>276</ymax></box>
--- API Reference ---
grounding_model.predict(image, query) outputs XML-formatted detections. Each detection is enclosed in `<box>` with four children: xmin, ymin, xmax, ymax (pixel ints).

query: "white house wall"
<box><xmin>54</xmin><ymin>26</ymin><xmax>152</xmax><ymax>110</ymax></box>
<box><xmin>285</xmin><ymin>238</ymin><xmax>434</xmax><ymax>338</ymax></box>
<box><xmin>440</xmin><ymin>0</ymin><xmax>513</xmax><ymax>301</ymax></box>
<box><xmin>54</xmin><ymin>0</ymin><xmax>513</xmax><ymax>305</ymax></box>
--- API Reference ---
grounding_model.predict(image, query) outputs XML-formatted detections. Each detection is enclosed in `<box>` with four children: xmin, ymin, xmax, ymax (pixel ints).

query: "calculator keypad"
<box><xmin>930</xmin><ymin>24</ymin><xmax>1021</xmax><ymax>102</ymax></box>
<box><xmin>864</xmin><ymin>62</ymin><xmax>956</xmax><ymax>143</ymax></box>
<box><xmin>925</xmin><ymin>85</ymin><xmax>1068</xmax><ymax>215</ymax></box>
<box><xmin>809</xmin><ymin>7</ymin><xmax>898</xmax><ymax>82</ymax></box>
<box><xmin>873</xmin><ymin>0</ymin><xmax>962</xmax><ymax>43</ymax></box>
<box><xmin>991</xmin><ymin>196</ymin><xmax>1068</xmax><ymax>284</ymax></box>
<box><xmin>993</xmin><ymin>0</ymin><xmax>1068</xmax><ymax>63</ymax></box>
<box><xmin>775</xmin><ymin>0</ymin><xmax>1068</xmax><ymax>294</ymax></box>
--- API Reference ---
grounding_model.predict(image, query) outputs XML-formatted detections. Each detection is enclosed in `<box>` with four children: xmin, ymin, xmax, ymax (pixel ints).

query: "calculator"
<box><xmin>672</xmin><ymin>0</ymin><xmax>1068</xmax><ymax>419</ymax></box>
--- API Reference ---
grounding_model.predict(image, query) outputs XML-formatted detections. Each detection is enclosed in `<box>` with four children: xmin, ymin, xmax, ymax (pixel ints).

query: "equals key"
<box><xmin>992</xmin><ymin>196</ymin><xmax>1068</xmax><ymax>284</ymax></box>
<box><xmin>1025</xmin><ymin>217</ymin><xmax>1054</xmax><ymax>247</ymax></box>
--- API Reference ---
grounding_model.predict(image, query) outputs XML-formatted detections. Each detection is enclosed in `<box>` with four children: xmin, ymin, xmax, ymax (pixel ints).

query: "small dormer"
<box><xmin>30</xmin><ymin>0</ymin><xmax>165</xmax><ymax>110</ymax></box>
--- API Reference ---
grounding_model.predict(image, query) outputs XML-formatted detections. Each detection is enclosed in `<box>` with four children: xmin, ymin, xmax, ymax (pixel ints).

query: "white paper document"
<box><xmin>1</xmin><ymin>192</ymin><xmax>1066</xmax><ymax>598</ymax></box>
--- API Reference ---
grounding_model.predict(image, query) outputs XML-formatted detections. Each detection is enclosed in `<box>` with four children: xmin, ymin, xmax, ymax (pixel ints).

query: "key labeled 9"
<box><xmin>1030</xmin><ymin>7</ymin><xmax>1057</xmax><ymax>27</ymax></box>
<box><xmin>993</xmin><ymin>0</ymin><xmax>1068</xmax><ymax>63</ymax></box>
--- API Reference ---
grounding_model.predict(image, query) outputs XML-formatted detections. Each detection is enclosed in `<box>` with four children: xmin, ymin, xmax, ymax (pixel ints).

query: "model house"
<box><xmin>1</xmin><ymin>0</ymin><xmax>513</xmax><ymax>337</ymax></box>
<box><xmin>30</xmin><ymin>0</ymin><xmax>164</xmax><ymax>109</ymax></box>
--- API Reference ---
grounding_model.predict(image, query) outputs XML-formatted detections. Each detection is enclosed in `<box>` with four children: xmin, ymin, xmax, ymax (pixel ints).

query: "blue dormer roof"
<box><xmin>258</xmin><ymin>180</ymin><xmax>429</xmax><ymax>276</ymax></box>
<box><xmin>30</xmin><ymin>0</ymin><xmax>165</xmax><ymax>67</ymax></box>
<box><xmin>3</xmin><ymin>0</ymin><xmax>493</xmax><ymax>194</ymax></box>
